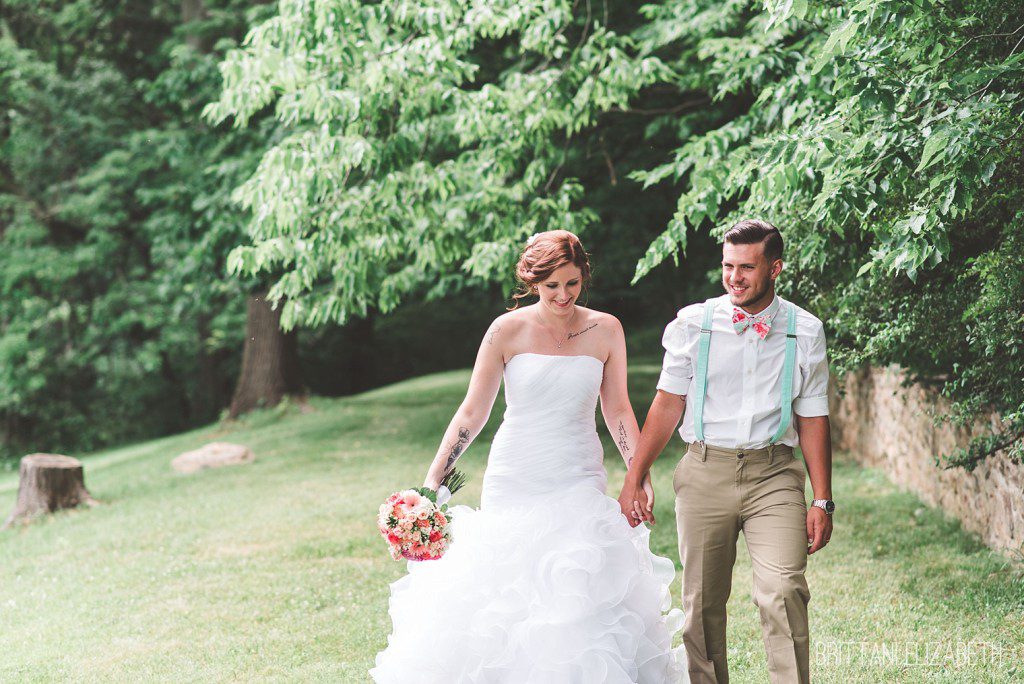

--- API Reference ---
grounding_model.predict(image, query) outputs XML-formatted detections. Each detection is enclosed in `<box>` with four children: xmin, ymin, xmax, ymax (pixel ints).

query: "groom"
<box><xmin>619</xmin><ymin>219</ymin><xmax>834</xmax><ymax>684</ymax></box>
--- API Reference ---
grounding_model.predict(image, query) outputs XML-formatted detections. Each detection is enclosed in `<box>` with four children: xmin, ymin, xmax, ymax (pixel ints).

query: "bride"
<box><xmin>370</xmin><ymin>230</ymin><xmax>687</xmax><ymax>683</ymax></box>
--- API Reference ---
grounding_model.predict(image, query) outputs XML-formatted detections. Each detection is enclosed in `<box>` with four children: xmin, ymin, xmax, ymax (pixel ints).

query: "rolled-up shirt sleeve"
<box><xmin>793</xmin><ymin>321</ymin><xmax>830</xmax><ymax>416</ymax></box>
<box><xmin>656</xmin><ymin>317</ymin><xmax>693</xmax><ymax>397</ymax></box>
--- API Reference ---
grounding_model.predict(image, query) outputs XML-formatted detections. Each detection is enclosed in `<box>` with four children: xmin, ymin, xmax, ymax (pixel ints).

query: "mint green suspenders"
<box><xmin>691</xmin><ymin>298</ymin><xmax>798</xmax><ymax>445</ymax></box>
<box><xmin>692</xmin><ymin>300</ymin><xmax>717</xmax><ymax>444</ymax></box>
<box><xmin>772</xmin><ymin>303</ymin><xmax>799</xmax><ymax>443</ymax></box>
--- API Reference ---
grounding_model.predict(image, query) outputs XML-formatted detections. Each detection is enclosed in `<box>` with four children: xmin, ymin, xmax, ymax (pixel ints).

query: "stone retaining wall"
<box><xmin>829</xmin><ymin>365</ymin><xmax>1023</xmax><ymax>555</ymax></box>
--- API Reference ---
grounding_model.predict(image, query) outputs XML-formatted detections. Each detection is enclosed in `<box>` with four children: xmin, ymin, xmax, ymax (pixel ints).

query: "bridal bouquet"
<box><xmin>378</xmin><ymin>469</ymin><xmax>467</xmax><ymax>562</ymax></box>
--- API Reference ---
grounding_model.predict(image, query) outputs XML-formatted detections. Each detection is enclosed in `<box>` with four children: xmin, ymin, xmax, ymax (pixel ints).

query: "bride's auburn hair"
<box><xmin>509</xmin><ymin>230</ymin><xmax>592</xmax><ymax>309</ymax></box>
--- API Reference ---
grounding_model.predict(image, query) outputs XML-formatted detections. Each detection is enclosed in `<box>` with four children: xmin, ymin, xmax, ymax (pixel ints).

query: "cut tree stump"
<box><xmin>3</xmin><ymin>454</ymin><xmax>98</xmax><ymax>529</ymax></box>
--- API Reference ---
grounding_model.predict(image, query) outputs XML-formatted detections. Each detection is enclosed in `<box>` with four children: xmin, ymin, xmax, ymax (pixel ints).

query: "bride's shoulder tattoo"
<box><xmin>486</xmin><ymin>324</ymin><xmax>501</xmax><ymax>345</ymax></box>
<box><xmin>567</xmin><ymin>322</ymin><xmax>598</xmax><ymax>340</ymax></box>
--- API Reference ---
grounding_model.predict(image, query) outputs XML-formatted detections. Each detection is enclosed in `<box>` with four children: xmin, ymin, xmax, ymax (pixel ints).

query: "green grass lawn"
<box><xmin>1</xmin><ymin>365</ymin><xmax>1021</xmax><ymax>683</ymax></box>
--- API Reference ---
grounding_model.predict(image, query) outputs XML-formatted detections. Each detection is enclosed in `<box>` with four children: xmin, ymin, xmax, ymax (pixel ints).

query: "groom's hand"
<box><xmin>640</xmin><ymin>474</ymin><xmax>656</xmax><ymax>525</ymax></box>
<box><xmin>806</xmin><ymin>507</ymin><xmax>832</xmax><ymax>555</ymax></box>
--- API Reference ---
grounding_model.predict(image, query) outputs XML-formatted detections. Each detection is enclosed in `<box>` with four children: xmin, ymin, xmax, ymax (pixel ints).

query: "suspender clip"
<box><xmin>698</xmin><ymin>441</ymin><xmax>707</xmax><ymax>462</ymax></box>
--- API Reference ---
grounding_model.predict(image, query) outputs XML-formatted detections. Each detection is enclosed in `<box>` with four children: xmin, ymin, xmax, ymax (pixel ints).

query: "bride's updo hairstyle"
<box><xmin>509</xmin><ymin>230</ymin><xmax>592</xmax><ymax>309</ymax></box>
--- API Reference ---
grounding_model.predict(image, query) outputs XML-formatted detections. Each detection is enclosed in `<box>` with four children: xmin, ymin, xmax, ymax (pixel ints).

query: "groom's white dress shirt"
<box><xmin>657</xmin><ymin>293</ymin><xmax>830</xmax><ymax>449</ymax></box>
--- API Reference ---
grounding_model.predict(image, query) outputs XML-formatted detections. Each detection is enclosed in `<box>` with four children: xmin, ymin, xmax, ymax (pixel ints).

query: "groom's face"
<box><xmin>721</xmin><ymin>241</ymin><xmax>781</xmax><ymax>310</ymax></box>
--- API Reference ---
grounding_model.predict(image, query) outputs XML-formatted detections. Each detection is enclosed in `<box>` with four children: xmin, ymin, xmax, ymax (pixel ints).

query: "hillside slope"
<box><xmin>1</xmin><ymin>366</ymin><xmax>1020</xmax><ymax>682</ymax></box>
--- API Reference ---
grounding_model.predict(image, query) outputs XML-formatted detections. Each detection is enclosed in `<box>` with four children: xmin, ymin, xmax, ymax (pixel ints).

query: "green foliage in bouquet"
<box><xmin>440</xmin><ymin>467</ymin><xmax>468</xmax><ymax>497</ymax></box>
<box><xmin>415</xmin><ymin>467</ymin><xmax>468</xmax><ymax>507</ymax></box>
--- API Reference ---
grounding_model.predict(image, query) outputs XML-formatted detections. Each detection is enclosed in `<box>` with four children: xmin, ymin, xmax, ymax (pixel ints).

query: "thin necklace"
<box><xmin>536</xmin><ymin>305</ymin><xmax>577</xmax><ymax>349</ymax></box>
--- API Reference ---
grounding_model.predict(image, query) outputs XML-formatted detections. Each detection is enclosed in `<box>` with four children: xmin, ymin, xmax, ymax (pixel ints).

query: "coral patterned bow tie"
<box><xmin>732</xmin><ymin>308</ymin><xmax>774</xmax><ymax>340</ymax></box>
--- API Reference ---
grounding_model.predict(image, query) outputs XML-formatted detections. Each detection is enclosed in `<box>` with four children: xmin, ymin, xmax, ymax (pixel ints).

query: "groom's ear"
<box><xmin>769</xmin><ymin>258</ymin><xmax>784</xmax><ymax>280</ymax></box>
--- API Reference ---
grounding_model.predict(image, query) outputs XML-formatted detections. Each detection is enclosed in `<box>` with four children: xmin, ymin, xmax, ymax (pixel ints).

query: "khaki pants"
<box><xmin>673</xmin><ymin>442</ymin><xmax>810</xmax><ymax>684</ymax></box>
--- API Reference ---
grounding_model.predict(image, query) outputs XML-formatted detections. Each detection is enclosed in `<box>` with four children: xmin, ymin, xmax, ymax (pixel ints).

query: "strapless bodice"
<box><xmin>481</xmin><ymin>353</ymin><xmax>607</xmax><ymax>509</ymax></box>
<box><xmin>501</xmin><ymin>353</ymin><xmax>604</xmax><ymax>422</ymax></box>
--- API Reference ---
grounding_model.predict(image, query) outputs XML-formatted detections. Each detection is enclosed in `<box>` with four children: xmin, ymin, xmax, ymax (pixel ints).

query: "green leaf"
<box><xmin>812</xmin><ymin>18</ymin><xmax>859</xmax><ymax>74</ymax></box>
<box><xmin>792</xmin><ymin>0</ymin><xmax>809</xmax><ymax>22</ymax></box>
<box><xmin>915</xmin><ymin>129</ymin><xmax>951</xmax><ymax>174</ymax></box>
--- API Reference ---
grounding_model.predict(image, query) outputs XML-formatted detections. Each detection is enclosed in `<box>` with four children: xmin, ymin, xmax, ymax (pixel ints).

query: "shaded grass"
<box><xmin>0</xmin><ymin>367</ymin><xmax>1020</xmax><ymax>682</ymax></box>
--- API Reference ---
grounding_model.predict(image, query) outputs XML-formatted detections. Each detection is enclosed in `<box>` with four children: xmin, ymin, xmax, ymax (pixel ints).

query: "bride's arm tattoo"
<box><xmin>566</xmin><ymin>323</ymin><xmax>597</xmax><ymax>340</ymax></box>
<box><xmin>444</xmin><ymin>427</ymin><xmax>471</xmax><ymax>471</ymax></box>
<box><xmin>486</xmin><ymin>325</ymin><xmax>500</xmax><ymax>345</ymax></box>
<box><xmin>617</xmin><ymin>421</ymin><xmax>630</xmax><ymax>453</ymax></box>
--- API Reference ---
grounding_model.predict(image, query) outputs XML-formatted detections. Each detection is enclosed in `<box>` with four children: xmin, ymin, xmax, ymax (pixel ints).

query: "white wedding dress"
<box><xmin>370</xmin><ymin>353</ymin><xmax>687</xmax><ymax>683</ymax></box>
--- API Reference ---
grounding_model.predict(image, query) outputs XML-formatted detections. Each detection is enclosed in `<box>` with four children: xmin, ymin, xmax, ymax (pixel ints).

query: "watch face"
<box><xmin>824</xmin><ymin>500</ymin><xmax>835</xmax><ymax>514</ymax></box>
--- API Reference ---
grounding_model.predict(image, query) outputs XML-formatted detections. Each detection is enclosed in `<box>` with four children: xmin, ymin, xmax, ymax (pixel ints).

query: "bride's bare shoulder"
<box><xmin>489</xmin><ymin>307</ymin><xmax>533</xmax><ymax>328</ymax></box>
<box><xmin>483</xmin><ymin>307</ymin><xmax>531</xmax><ymax>345</ymax></box>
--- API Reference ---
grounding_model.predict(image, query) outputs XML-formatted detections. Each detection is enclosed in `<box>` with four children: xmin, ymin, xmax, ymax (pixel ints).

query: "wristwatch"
<box><xmin>811</xmin><ymin>499</ymin><xmax>835</xmax><ymax>515</ymax></box>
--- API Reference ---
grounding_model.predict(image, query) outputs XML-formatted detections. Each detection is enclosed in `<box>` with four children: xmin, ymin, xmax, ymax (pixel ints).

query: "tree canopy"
<box><xmin>210</xmin><ymin>0</ymin><xmax>1023</xmax><ymax>468</ymax></box>
<box><xmin>0</xmin><ymin>0</ymin><xmax>1020</xmax><ymax>469</ymax></box>
<box><xmin>0</xmin><ymin>1</ymin><xmax>272</xmax><ymax>457</ymax></box>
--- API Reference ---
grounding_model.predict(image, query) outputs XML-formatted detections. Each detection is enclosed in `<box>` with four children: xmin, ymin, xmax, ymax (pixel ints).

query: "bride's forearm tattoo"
<box><xmin>487</xmin><ymin>325</ymin><xmax>500</xmax><ymax>345</ymax></box>
<box><xmin>617</xmin><ymin>421</ymin><xmax>630</xmax><ymax>453</ymax></box>
<box><xmin>444</xmin><ymin>427</ymin><xmax>471</xmax><ymax>471</ymax></box>
<box><xmin>566</xmin><ymin>323</ymin><xmax>597</xmax><ymax>341</ymax></box>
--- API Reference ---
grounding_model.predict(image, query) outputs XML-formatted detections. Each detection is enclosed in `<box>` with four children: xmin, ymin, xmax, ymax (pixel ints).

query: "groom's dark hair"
<box><xmin>724</xmin><ymin>219</ymin><xmax>784</xmax><ymax>263</ymax></box>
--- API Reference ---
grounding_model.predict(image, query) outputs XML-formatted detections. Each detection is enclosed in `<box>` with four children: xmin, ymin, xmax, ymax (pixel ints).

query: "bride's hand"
<box><xmin>617</xmin><ymin>479</ymin><xmax>645</xmax><ymax>528</ymax></box>
<box><xmin>641</xmin><ymin>474</ymin><xmax>656</xmax><ymax>525</ymax></box>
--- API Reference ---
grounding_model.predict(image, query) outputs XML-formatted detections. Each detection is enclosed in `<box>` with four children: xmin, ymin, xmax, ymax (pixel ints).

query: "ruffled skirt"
<box><xmin>370</xmin><ymin>483</ymin><xmax>687</xmax><ymax>683</ymax></box>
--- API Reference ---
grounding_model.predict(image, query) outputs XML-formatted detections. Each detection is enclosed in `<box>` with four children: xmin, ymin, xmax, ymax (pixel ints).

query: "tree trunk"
<box><xmin>346</xmin><ymin>310</ymin><xmax>376</xmax><ymax>394</ymax></box>
<box><xmin>4</xmin><ymin>454</ymin><xmax>98</xmax><ymax>528</ymax></box>
<box><xmin>181</xmin><ymin>0</ymin><xmax>208</xmax><ymax>51</ymax></box>
<box><xmin>194</xmin><ymin>312</ymin><xmax>232</xmax><ymax>422</ymax></box>
<box><xmin>228</xmin><ymin>292</ymin><xmax>305</xmax><ymax>418</ymax></box>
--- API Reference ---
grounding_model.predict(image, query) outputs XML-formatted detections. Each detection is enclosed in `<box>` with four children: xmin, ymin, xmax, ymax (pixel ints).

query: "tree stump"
<box><xmin>3</xmin><ymin>454</ymin><xmax>98</xmax><ymax>528</ymax></box>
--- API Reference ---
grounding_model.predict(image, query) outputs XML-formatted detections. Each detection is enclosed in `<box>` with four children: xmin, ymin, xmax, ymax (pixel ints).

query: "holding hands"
<box><xmin>617</xmin><ymin>390</ymin><xmax>687</xmax><ymax>528</ymax></box>
<box><xmin>618</xmin><ymin>473</ymin><xmax>655</xmax><ymax>527</ymax></box>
